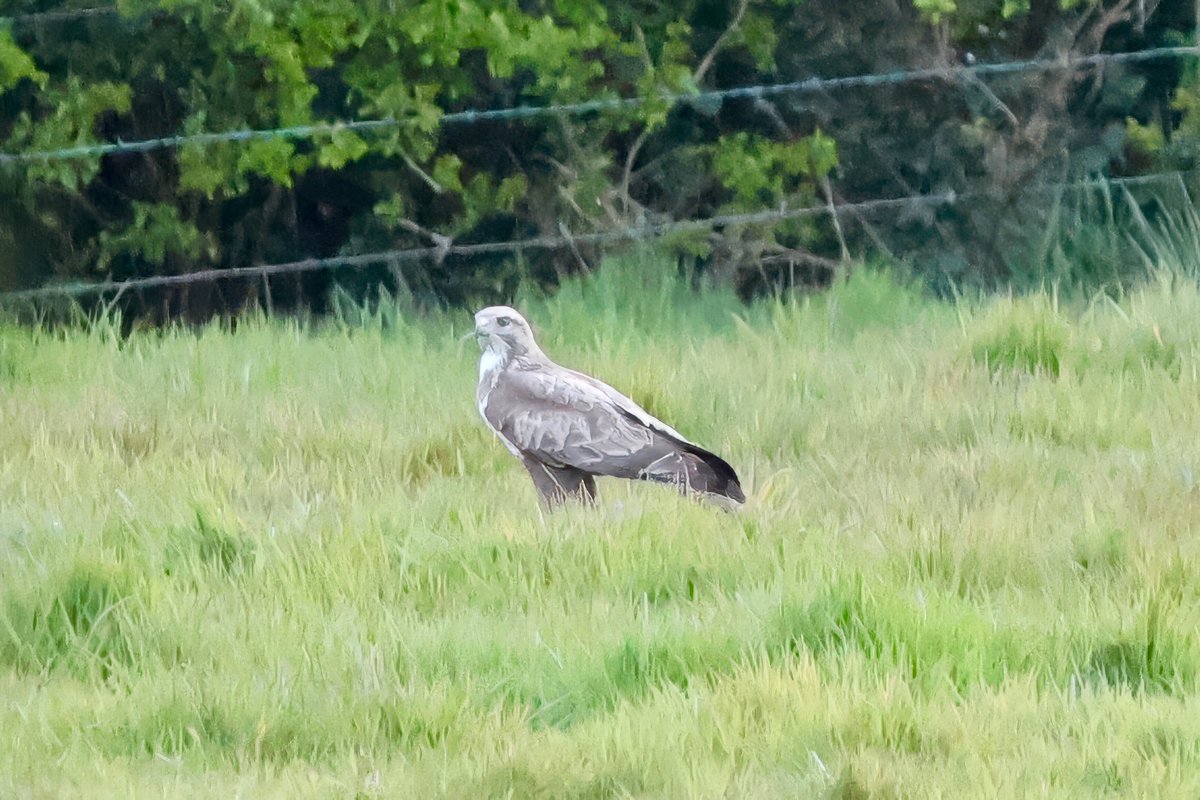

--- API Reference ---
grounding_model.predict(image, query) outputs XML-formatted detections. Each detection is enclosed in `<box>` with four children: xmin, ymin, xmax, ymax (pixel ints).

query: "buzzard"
<box><xmin>472</xmin><ymin>306</ymin><xmax>745</xmax><ymax>509</ymax></box>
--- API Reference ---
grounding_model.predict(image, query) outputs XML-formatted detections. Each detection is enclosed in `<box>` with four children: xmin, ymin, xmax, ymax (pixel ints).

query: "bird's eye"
<box><xmin>497</xmin><ymin>317</ymin><xmax>511</xmax><ymax>327</ymax></box>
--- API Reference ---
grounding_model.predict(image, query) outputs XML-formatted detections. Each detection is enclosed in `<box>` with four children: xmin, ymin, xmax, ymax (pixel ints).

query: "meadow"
<box><xmin>2</xmin><ymin>253</ymin><xmax>1200</xmax><ymax>798</ymax></box>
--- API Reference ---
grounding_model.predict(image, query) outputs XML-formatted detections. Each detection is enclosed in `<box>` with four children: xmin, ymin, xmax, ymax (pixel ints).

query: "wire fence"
<box><xmin>0</xmin><ymin>6</ymin><xmax>117</xmax><ymax>26</ymax></box>
<box><xmin>0</xmin><ymin>18</ymin><xmax>1196</xmax><ymax>305</ymax></box>
<box><xmin>3</xmin><ymin>170</ymin><xmax>1193</xmax><ymax>304</ymax></box>
<box><xmin>0</xmin><ymin>45</ymin><xmax>1195</xmax><ymax>166</ymax></box>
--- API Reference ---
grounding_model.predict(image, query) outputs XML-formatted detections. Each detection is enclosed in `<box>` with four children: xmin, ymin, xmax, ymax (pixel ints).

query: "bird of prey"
<box><xmin>472</xmin><ymin>306</ymin><xmax>745</xmax><ymax>509</ymax></box>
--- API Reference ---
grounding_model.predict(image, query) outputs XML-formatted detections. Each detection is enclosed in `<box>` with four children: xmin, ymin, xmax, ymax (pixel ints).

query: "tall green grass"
<box><xmin>1008</xmin><ymin>177</ymin><xmax>1198</xmax><ymax>292</ymax></box>
<box><xmin>3</xmin><ymin>244</ymin><xmax>1200</xmax><ymax>797</ymax></box>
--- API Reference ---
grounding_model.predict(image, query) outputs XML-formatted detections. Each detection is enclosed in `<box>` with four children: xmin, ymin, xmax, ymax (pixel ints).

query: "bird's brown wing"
<box><xmin>484</xmin><ymin>362</ymin><xmax>744</xmax><ymax>502</ymax></box>
<box><xmin>484</xmin><ymin>363</ymin><xmax>664</xmax><ymax>475</ymax></box>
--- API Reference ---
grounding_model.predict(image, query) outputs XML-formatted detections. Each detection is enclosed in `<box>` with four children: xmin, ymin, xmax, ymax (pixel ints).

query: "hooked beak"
<box><xmin>462</xmin><ymin>326</ymin><xmax>489</xmax><ymax>348</ymax></box>
<box><xmin>456</xmin><ymin>326</ymin><xmax>486</xmax><ymax>359</ymax></box>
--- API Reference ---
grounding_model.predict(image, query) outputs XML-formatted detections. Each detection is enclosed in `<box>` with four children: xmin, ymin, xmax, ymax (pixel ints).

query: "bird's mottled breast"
<box><xmin>477</xmin><ymin>349</ymin><xmax>525</xmax><ymax>457</ymax></box>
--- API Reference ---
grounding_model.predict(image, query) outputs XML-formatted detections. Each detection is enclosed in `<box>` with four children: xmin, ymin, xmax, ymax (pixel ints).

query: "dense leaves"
<box><xmin>0</xmin><ymin>0</ymin><xmax>1195</xmax><ymax>317</ymax></box>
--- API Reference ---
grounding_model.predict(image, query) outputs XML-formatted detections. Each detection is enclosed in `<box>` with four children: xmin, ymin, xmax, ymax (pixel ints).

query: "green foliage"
<box><xmin>1127</xmin><ymin>58</ymin><xmax>1200</xmax><ymax>175</ymax></box>
<box><xmin>236</xmin><ymin>137</ymin><xmax>299</xmax><ymax>186</ymax></box>
<box><xmin>4</xmin><ymin>0</ymin><xmax>853</xmax><ymax>308</ymax></box>
<box><xmin>1171</xmin><ymin>68</ymin><xmax>1200</xmax><ymax>148</ymax></box>
<box><xmin>96</xmin><ymin>202</ymin><xmax>208</xmax><ymax>272</ymax></box>
<box><xmin>316</xmin><ymin>126</ymin><xmax>369</xmax><ymax>170</ymax></box>
<box><xmin>0</xmin><ymin>27</ymin><xmax>45</xmax><ymax>91</ymax></box>
<box><xmin>6</xmin><ymin>78</ymin><xmax>132</xmax><ymax>186</ymax></box>
<box><xmin>913</xmin><ymin>0</ymin><xmax>958</xmax><ymax>24</ymax></box>
<box><xmin>0</xmin><ymin>0</ymin><xmax>1195</xmax><ymax>312</ymax></box>
<box><xmin>915</xmin><ymin>0</ymin><xmax>1106</xmax><ymax>30</ymax></box>
<box><xmin>707</xmin><ymin>130</ymin><xmax>839</xmax><ymax>265</ymax></box>
<box><xmin>1126</xmin><ymin>115</ymin><xmax>1166</xmax><ymax>158</ymax></box>
<box><xmin>713</xmin><ymin>131</ymin><xmax>837</xmax><ymax>210</ymax></box>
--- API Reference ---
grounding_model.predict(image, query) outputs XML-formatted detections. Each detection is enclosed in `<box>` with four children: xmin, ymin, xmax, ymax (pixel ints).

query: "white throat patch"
<box><xmin>476</xmin><ymin>345</ymin><xmax>522</xmax><ymax>457</ymax></box>
<box><xmin>478</xmin><ymin>346</ymin><xmax>506</xmax><ymax>382</ymax></box>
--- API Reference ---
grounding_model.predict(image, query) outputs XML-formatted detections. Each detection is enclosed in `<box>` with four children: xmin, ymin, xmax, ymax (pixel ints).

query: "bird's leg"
<box><xmin>580</xmin><ymin>473</ymin><xmax>597</xmax><ymax>504</ymax></box>
<box><xmin>520</xmin><ymin>456</ymin><xmax>596</xmax><ymax>509</ymax></box>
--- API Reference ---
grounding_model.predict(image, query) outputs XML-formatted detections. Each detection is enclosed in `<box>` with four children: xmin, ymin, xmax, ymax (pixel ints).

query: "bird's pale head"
<box><xmin>473</xmin><ymin>306</ymin><xmax>541</xmax><ymax>358</ymax></box>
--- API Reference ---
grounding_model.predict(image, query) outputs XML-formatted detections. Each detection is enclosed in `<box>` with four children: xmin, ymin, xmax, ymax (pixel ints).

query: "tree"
<box><xmin>0</xmin><ymin>0</ymin><xmax>1194</xmax><ymax>318</ymax></box>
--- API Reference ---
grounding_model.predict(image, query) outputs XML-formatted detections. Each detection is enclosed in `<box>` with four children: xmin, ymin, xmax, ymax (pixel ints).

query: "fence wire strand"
<box><xmin>0</xmin><ymin>6</ymin><xmax>117</xmax><ymax>26</ymax></box>
<box><xmin>0</xmin><ymin>45</ymin><xmax>1195</xmax><ymax>166</ymax></box>
<box><xmin>3</xmin><ymin>170</ymin><xmax>1193</xmax><ymax>304</ymax></box>
<box><xmin>0</xmin><ymin>21</ymin><xmax>1195</xmax><ymax>303</ymax></box>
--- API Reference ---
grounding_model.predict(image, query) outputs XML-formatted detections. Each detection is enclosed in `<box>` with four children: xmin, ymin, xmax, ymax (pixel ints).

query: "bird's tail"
<box><xmin>642</xmin><ymin>444</ymin><xmax>746</xmax><ymax>505</ymax></box>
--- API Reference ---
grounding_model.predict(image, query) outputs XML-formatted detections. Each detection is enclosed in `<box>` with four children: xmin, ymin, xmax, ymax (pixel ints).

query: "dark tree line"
<box><xmin>0</xmin><ymin>0</ymin><xmax>1196</xmax><ymax>320</ymax></box>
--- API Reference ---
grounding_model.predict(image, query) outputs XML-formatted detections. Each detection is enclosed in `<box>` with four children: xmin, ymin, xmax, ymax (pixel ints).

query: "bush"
<box><xmin>0</xmin><ymin>0</ymin><xmax>1196</xmax><ymax>319</ymax></box>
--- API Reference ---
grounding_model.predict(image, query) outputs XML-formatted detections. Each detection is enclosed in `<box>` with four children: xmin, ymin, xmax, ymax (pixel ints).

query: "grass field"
<box><xmin>3</xmin><ymin>256</ymin><xmax>1200</xmax><ymax>798</ymax></box>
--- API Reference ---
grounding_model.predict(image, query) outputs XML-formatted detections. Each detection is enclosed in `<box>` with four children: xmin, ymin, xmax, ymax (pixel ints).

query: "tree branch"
<box><xmin>397</xmin><ymin>219</ymin><xmax>452</xmax><ymax>264</ymax></box>
<box><xmin>403</xmin><ymin>155</ymin><xmax>444</xmax><ymax>194</ymax></box>
<box><xmin>693</xmin><ymin>0</ymin><xmax>751</xmax><ymax>86</ymax></box>
<box><xmin>620</xmin><ymin>0</ymin><xmax>752</xmax><ymax>217</ymax></box>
